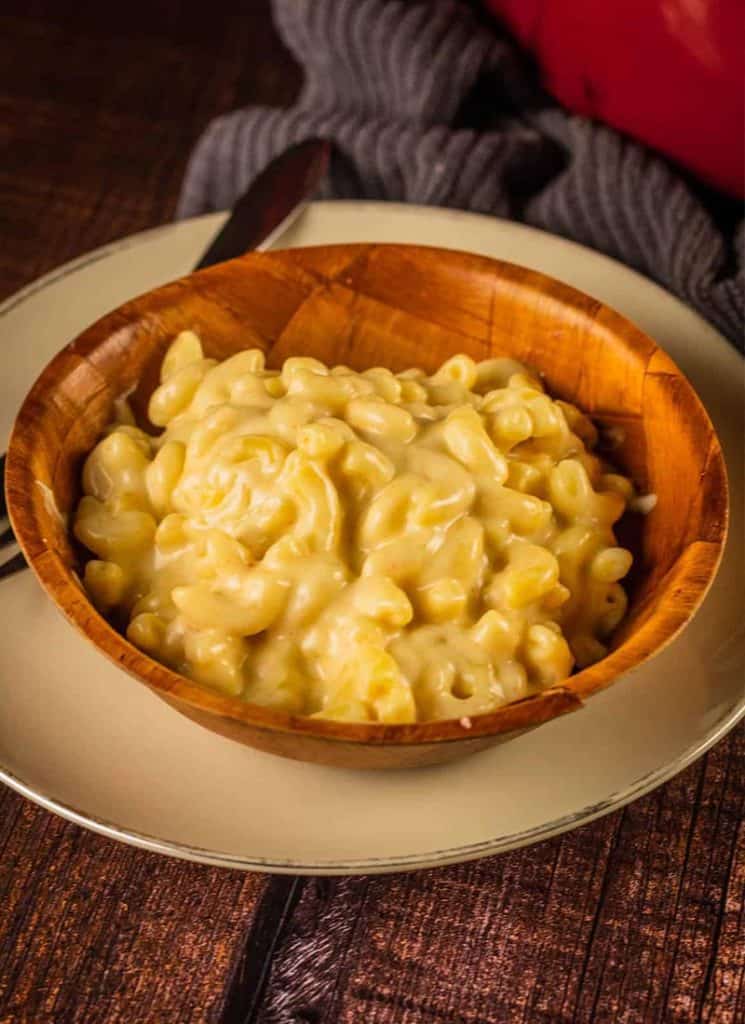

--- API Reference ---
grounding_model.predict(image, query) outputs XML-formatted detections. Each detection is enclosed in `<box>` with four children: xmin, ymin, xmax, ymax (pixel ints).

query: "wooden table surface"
<box><xmin>0</xmin><ymin>4</ymin><xmax>743</xmax><ymax>1023</ymax></box>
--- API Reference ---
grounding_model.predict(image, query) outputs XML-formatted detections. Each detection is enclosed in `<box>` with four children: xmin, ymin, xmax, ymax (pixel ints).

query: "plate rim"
<box><xmin>1</xmin><ymin>201</ymin><xmax>743</xmax><ymax>873</ymax></box>
<box><xmin>1</xmin><ymin>695</ymin><xmax>743</xmax><ymax>874</ymax></box>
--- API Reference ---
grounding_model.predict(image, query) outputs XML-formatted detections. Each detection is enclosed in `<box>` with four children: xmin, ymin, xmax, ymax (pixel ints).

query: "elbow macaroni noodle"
<box><xmin>74</xmin><ymin>331</ymin><xmax>637</xmax><ymax>724</ymax></box>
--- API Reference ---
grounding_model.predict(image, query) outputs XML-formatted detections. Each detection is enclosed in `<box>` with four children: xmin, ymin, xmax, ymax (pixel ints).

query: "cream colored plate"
<box><xmin>1</xmin><ymin>202</ymin><xmax>743</xmax><ymax>874</ymax></box>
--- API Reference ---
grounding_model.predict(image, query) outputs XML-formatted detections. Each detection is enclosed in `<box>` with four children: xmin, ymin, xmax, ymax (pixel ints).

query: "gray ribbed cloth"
<box><xmin>177</xmin><ymin>0</ymin><xmax>743</xmax><ymax>349</ymax></box>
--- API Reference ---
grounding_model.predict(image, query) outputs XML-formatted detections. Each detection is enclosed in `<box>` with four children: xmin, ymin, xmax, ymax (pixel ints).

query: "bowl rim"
<box><xmin>5</xmin><ymin>243</ymin><xmax>730</xmax><ymax>748</ymax></box>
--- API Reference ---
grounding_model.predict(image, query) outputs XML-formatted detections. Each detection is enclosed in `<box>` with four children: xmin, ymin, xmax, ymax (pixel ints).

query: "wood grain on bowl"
<box><xmin>5</xmin><ymin>245</ymin><xmax>729</xmax><ymax>768</ymax></box>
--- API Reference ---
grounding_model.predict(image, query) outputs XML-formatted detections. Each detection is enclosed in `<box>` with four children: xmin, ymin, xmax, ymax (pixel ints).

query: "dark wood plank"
<box><xmin>0</xmin><ymin>2</ymin><xmax>301</xmax><ymax>302</ymax></box>
<box><xmin>0</xmin><ymin>788</ymin><xmax>266</xmax><ymax>1024</ymax></box>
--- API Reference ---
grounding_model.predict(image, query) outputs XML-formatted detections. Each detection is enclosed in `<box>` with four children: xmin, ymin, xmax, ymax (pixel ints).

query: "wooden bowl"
<box><xmin>6</xmin><ymin>245</ymin><xmax>728</xmax><ymax>769</ymax></box>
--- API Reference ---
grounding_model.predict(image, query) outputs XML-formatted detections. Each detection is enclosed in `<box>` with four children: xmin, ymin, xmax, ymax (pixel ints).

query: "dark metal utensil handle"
<box><xmin>194</xmin><ymin>138</ymin><xmax>330</xmax><ymax>269</ymax></box>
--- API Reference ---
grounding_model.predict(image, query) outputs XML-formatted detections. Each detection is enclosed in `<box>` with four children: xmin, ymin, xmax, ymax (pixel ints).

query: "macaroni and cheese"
<box><xmin>74</xmin><ymin>332</ymin><xmax>636</xmax><ymax>723</ymax></box>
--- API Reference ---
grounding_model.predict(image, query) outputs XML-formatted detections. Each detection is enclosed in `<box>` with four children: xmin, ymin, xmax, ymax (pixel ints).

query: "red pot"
<box><xmin>484</xmin><ymin>0</ymin><xmax>744</xmax><ymax>196</ymax></box>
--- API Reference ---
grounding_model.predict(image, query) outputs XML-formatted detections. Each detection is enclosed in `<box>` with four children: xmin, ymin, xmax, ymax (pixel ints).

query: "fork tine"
<box><xmin>0</xmin><ymin>453</ymin><xmax>6</xmax><ymax>518</ymax></box>
<box><xmin>0</xmin><ymin>522</ymin><xmax>15</xmax><ymax>550</ymax></box>
<box><xmin>0</xmin><ymin>551</ymin><xmax>26</xmax><ymax>580</ymax></box>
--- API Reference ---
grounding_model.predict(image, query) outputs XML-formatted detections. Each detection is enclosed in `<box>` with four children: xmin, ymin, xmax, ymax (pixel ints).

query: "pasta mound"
<box><xmin>74</xmin><ymin>333</ymin><xmax>636</xmax><ymax>723</ymax></box>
